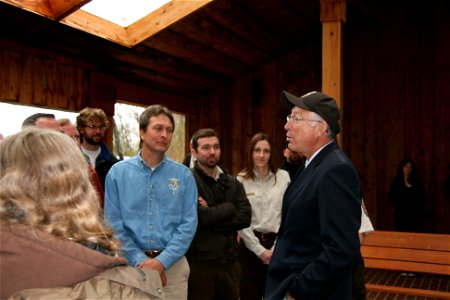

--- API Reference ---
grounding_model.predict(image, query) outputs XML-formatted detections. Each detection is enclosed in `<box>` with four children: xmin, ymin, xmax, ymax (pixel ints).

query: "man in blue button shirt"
<box><xmin>104</xmin><ymin>105</ymin><xmax>198</xmax><ymax>300</ymax></box>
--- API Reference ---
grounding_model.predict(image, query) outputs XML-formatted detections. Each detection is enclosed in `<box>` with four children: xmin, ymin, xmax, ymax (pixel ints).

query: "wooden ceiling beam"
<box><xmin>0</xmin><ymin>0</ymin><xmax>53</xmax><ymax>18</ymax></box>
<box><xmin>142</xmin><ymin>30</ymin><xmax>246</xmax><ymax>78</ymax></box>
<box><xmin>0</xmin><ymin>0</ymin><xmax>89</xmax><ymax>20</ymax></box>
<box><xmin>114</xmin><ymin>46</ymin><xmax>230</xmax><ymax>90</ymax></box>
<box><xmin>170</xmin><ymin>13</ymin><xmax>270</xmax><ymax>67</ymax></box>
<box><xmin>48</xmin><ymin>0</ymin><xmax>91</xmax><ymax>21</ymax></box>
<box><xmin>127</xmin><ymin>0</ymin><xmax>213</xmax><ymax>47</ymax></box>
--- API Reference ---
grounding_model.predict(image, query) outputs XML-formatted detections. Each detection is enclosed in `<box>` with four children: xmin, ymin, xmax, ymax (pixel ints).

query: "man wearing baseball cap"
<box><xmin>265</xmin><ymin>91</ymin><xmax>362</xmax><ymax>299</ymax></box>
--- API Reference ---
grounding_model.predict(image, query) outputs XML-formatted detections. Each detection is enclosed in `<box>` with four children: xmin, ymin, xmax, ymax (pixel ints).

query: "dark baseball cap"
<box><xmin>281</xmin><ymin>90</ymin><xmax>341</xmax><ymax>135</ymax></box>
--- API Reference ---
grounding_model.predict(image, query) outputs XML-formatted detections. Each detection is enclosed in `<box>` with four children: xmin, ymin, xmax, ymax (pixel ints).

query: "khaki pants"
<box><xmin>163</xmin><ymin>256</ymin><xmax>190</xmax><ymax>300</ymax></box>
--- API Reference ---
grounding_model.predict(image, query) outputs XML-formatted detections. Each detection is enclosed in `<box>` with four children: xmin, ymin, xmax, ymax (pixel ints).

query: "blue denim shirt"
<box><xmin>104</xmin><ymin>152</ymin><xmax>198</xmax><ymax>269</ymax></box>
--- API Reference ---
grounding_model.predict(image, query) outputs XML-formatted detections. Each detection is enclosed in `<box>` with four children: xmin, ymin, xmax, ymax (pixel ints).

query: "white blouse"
<box><xmin>237</xmin><ymin>169</ymin><xmax>290</xmax><ymax>257</ymax></box>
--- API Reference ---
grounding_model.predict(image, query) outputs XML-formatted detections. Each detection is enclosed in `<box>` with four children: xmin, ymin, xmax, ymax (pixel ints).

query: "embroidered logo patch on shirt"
<box><xmin>168</xmin><ymin>178</ymin><xmax>180</xmax><ymax>191</ymax></box>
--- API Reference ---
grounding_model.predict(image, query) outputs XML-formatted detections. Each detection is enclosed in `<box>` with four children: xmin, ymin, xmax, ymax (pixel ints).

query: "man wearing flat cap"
<box><xmin>265</xmin><ymin>91</ymin><xmax>362</xmax><ymax>299</ymax></box>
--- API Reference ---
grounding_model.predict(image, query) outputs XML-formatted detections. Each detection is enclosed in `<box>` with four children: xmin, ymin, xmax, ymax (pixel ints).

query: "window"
<box><xmin>0</xmin><ymin>102</ymin><xmax>77</xmax><ymax>138</ymax></box>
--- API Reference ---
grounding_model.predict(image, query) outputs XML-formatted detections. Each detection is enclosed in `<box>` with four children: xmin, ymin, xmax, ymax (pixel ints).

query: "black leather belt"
<box><xmin>144</xmin><ymin>250</ymin><xmax>162</xmax><ymax>258</ymax></box>
<box><xmin>253</xmin><ymin>231</ymin><xmax>277</xmax><ymax>242</ymax></box>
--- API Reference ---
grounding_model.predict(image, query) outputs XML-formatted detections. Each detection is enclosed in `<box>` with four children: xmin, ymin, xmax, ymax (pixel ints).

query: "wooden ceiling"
<box><xmin>0</xmin><ymin>0</ymin><xmax>325</xmax><ymax>101</ymax></box>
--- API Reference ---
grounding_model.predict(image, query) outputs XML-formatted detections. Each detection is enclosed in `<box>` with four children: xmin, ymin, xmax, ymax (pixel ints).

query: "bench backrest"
<box><xmin>361</xmin><ymin>231</ymin><xmax>450</xmax><ymax>275</ymax></box>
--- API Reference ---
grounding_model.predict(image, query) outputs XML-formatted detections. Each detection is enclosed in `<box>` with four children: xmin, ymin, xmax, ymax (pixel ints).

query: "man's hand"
<box><xmin>259</xmin><ymin>250</ymin><xmax>272</xmax><ymax>265</ymax></box>
<box><xmin>198</xmin><ymin>196</ymin><xmax>209</xmax><ymax>207</ymax></box>
<box><xmin>137</xmin><ymin>258</ymin><xmax>167</xmax><ymax>286</ymax></box>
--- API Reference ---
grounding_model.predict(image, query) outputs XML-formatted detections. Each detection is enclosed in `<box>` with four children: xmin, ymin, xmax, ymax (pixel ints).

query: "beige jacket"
<box><xmin>9</xmin><ymin>266</ymin><xmax>164</xmax><ymax>299</ymax></box>
<box><xmin>0</xmin><ymin>222</ymin><xmax>163</xmax><ymax>299</ymax></box>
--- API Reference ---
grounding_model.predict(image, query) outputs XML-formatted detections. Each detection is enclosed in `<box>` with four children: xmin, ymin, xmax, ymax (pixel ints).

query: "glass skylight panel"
<box><xmin>81</xmin><ymin>0</ymin><xmax>172</xmax><ymax>27</ymax></box>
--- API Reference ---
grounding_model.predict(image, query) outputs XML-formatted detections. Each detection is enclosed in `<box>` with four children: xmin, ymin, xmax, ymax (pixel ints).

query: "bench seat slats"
<box><xmin>362</xmin><ymin>231</ymin><xmax>450</xmax><ymax>251</ymax></box>
<box><xmin>364</xmin><ymin>258</ymin><xmax>450</xmax><ymax>275</ymax></box>
<box><xmin>361</xmin><ymin>230</ymin><xmax>450</xmax><ymax>297</ymax></box>
<box><xmin>362</xmin><ymin>246</ymin><xmax>450</xmax><ymax>265</ymax></box>
<box><xmin>365</xmin><ymin>283</ymin><xmax>450</xmax><ymax>299</ymax></box>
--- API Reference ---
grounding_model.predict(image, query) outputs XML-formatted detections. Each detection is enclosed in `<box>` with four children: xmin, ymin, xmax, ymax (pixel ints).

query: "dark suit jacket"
<box><xmin>265</xmin><ymin>142</ymin><xmax>361</xmax><ymax>300</ymax></box>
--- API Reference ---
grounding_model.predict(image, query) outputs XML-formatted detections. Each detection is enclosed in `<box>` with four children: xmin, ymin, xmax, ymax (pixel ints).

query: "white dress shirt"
<box><xmin>359</xmin><ymin>200</ymin><xmax>374</xmax><ymax>234</ymax></box>
<box><xmin>237</xmin><ymin>169</ymin><xmax>290</xmax><ymax>257</ymax></box>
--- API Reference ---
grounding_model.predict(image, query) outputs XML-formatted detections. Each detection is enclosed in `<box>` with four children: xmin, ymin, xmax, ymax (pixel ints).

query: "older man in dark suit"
<box><xmin>265</xmin><ymin>91</ymin><xmax>362</xmax><ymax>300</ymax></box>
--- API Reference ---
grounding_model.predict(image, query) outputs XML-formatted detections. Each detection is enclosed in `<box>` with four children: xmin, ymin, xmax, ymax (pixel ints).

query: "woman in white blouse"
<box><xmin>237</xmin><ymin>133</ymin><xmax>290</xmax><ymax>300</ymax></box>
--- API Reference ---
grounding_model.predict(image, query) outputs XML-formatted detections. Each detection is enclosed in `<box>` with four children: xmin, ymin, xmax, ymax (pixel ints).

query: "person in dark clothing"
<box><xmin>187</xmin><ymin>128</ymin><xmax>252</xmax><ymax>300</ymax></box>
<box><xmin>389</xmin><ymin>158</ymin><xmax>427</xmax><ymax>232</ymax></box>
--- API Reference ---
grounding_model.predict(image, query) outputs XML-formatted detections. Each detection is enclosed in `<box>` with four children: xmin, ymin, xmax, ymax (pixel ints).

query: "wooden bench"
<box><xmin>361</xmin><ymin>230</ymin><xmax>450</xmax><ymax>299</ymax></box>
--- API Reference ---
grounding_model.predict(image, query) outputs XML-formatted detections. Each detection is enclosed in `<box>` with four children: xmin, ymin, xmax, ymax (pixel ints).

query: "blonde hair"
<box><xmin>0</xmin><ymin>128</ymin><xmax>119</xmax><ymax>253</ymax></box>
<box><xmin>57</xmin><ymin>118</ymin><xmax>71</xmax><ymax>126</ymax></box>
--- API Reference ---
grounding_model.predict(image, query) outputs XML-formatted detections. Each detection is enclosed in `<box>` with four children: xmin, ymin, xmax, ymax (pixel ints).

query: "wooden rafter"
<box><xmin>0</xmin><ymin>0</ymin><xmax>90</xmax><ymax>20</ymax></box>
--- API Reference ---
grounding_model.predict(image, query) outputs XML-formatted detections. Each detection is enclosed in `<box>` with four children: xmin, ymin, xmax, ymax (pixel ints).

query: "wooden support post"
<box><xmin>320</xmin><ymin>0</ymin><xmax>345</xmax><ymax>143</ymax></box>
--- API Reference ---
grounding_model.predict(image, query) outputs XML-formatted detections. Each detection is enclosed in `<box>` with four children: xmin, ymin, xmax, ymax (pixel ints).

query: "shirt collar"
<box><xmin>253</xmin><ymin>169</ymin><xmax>274</xmax><ymax>181</ymax></box>
<box><xmin>304</xmin><ymin>141</ymin><xmax>333</xmax><ymax>168</ymax></box>
<box><xmin>214</xmin><ymin>165</ymin><xmax>224</xmax><ymax>180</ymax></box>
<box><xmin>138</xmin><ymin>150</ymin><xmax>165</xmax><ymax>170</ymax></box>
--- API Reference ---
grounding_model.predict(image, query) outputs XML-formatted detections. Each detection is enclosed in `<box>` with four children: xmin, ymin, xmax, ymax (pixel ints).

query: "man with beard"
<box><xmin>187</xmin><ymin>128</ymin><xmax>251</xmax><ymax>300</ymax></box>
<box><xmin>76</xmin><ymin>107</ymin><xmax>119</xmax><ymax>190</ymax></box>
<box><xmin>58</xmin><ymin>118</ymin><xmax>105</xmax><ymax>208</ymax></box>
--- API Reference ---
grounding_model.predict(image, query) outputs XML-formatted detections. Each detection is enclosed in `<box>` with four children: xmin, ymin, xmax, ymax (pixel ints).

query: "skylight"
<box><xmin>0</xmin><ymin>0</ymin><xmax>213</xmax><ymax>47</ymax></box>
<box><xmin>81</xmin><ymin>0</ymin><xmax>172</xmax><ymax>27</ymax></box>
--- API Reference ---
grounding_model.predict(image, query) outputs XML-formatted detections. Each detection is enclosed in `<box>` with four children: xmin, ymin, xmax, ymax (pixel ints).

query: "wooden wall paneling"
<box><xmin>413</xmin><ymin>21</ymin><xmax>436</xmax><ymax>232</ymax></box>
<box><xmin>273</xmin><ymin>60</ymin><xmax>291</xmax><ymax>169</ymax></box>
<box><xmin>71</xmin><ymin>67</ymin><xmax>88</xmax><ymax>111</ymax></box>
<box><xmin>196</xmin><ymin>87</ymin><xmax>233</xmax><ymax>171</ymax></box>
<box><xmin>218</xmin><ymin>87</ymin><xmax>234</xmax><ymax>173</ymax></box>
<box><xmin>115</xmin><ymin>80</ymin><xmax>198</xmax><ymax>116</ymax></box>
<box><xmin>0</xmin><ymin>51</ymin><xmax>20</xmax><ymax>101</ymax></box>
<box><xmin>261</xmin><ymin>62</ymin><xmax>284</xmax><ymax>170</ymax></box>
<box><xmin>343</xmin><ymin>19</ymin><xmax>377</xmax><ymax>225</ymax></box>
<box><xmin>0</xmin><ymin>50</ymin><xmax>88</xmax><ymax>112</ymax></box>
<box><xmin>363</xmin><ymin>43</ymin><xmax>379</xmax><ymax>229</ymax></box>
<box><xmin>184</xmin><ymin>115</ymin><xmax>197</xmax><ymax>155</ymax></box>
<box><xmin>230</xmin><ymin>75</ymin><xmax>252</xmax><ymax>175</ymax></box>
<box><xmin>433</xmin><ymin>0</ymin><xmax>450</xmax><ymax>233</ymax></box>
<box><xmin>382</xmin><ymin>19</ymin><xmax>406</xmax><ymax>230</ymax></box>
<box><xmin>19</xmin><ymin>55</ymin><xmax>34</xmax><ymax>105</ymax></box>
<box><xmin>387</xmin><ymin>3</ymin><xmax>436</xmax><ymax>232</ymax></box>
<box><xmin>344</xmin><ymin>1</ymin><xmax>449</xmax><ymax>233</ymax></box>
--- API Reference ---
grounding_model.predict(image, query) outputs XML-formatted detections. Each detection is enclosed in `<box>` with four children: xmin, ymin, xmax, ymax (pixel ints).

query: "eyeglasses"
<box><xmin>85</xmin><ymin>124</ymin><xmax>107</xmax><ymax>131</ymax></box>
<box><xmin>286</xmin><ymin>115</ymin><xmax>322</xmax><ymax>124</ymax></box>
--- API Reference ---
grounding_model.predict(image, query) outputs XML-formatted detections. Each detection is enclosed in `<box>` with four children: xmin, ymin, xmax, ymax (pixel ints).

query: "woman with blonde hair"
<box><xmin>237</xmin><ymin>132</ymin><xmax>290</xmax><ymax>300</ymax></box>
<box><xmin>0</xmin><ymin>128</ymin><xmax>162</xmax><ymax>299</ymax></box>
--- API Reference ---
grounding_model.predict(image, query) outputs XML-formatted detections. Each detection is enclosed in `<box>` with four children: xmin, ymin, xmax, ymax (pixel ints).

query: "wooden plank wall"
<box><xmin>0</xmin><ymin>49</ymin><xmax>88</xmax><ymax>111</ymax></box>
<box><xmin>196</xmin><ymin>40</ymin><xmax>321</xmax><ymax>176</ymax></box>
<box><xmin>343</xmin><ymin>0</ymin><xmax>450</xmax><ymax>233</ymax></box>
